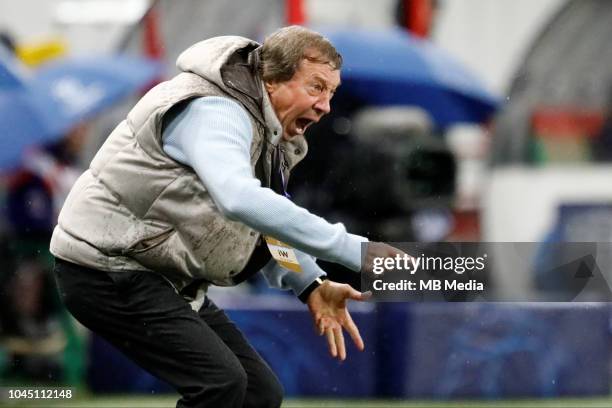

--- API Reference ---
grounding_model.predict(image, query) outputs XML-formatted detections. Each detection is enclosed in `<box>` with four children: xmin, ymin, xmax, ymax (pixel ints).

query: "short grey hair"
<box><xmin>260</xmin><ymin>25</ymin><xmax>342</xmax><ymax>83</ymax></box>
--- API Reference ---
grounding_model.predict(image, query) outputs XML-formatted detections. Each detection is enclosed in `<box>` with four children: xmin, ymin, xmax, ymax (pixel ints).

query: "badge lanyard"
<box><xmin>264</xmin><ymin>145</ymin><xmax>302</xmax><ymax>272</ymax></box>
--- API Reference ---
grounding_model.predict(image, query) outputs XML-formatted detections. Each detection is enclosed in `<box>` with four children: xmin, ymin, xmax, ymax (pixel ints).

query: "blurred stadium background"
<box><xmin>1</xmin><ymin>0</ymin><xmax>612</xmax><ymax>407</ymax></box>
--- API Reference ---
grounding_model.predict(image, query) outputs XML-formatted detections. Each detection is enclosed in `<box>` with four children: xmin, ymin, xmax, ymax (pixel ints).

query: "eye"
<box><xmin>311</xmin><ymin>83</ymin><xmax>323</xmax><ymax>93</ymax></box>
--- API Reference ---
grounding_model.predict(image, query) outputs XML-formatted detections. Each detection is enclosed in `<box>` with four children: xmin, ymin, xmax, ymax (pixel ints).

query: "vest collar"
<box><xmin>261</xmin><ymin>82</ymin><xmax>283</xmax><ymax>146</ymax></box>
<box><xmin>220</xmin><ymin>45</ymin><xmax>265</xmax><ymax>126</ymax></box>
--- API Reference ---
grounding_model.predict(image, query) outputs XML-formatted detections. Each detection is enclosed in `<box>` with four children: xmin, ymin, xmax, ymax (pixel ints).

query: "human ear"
<box><xmin>264</xmin><ymin>81</ymin><xmax>278</xmax><ymax>94</ymax></box>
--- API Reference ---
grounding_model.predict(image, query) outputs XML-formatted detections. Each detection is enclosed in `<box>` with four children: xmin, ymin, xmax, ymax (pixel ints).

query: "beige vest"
<box><xmin>50</xmin><ymin>67</ymin><xmax>307</xmax><ymax>290</ymax></box>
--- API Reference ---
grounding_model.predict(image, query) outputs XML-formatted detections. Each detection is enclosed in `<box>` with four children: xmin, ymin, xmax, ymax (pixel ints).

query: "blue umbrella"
<box><xmin>0</xmin><ymin>54</ymin><xmax>163</xmax><ymax>171</ymax></box>
<box><xmin>0</xmin><ymin>62</ymin><xmax>24</xmax><ymax>89</ymax></box>
<box><xmin>321</xmin><ymin>27</ymin><xmax>500</xmax><ymax>128</ymax></box>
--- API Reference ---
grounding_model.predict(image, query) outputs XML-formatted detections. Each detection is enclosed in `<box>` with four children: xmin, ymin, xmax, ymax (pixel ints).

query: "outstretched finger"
<box><xmin>325</xmin><ymin>327</ymin><xmax>337</xmax><ymax>358</ymax></box>
<box><xmin>344</xmin><ymin>311</ymin><xmax>364</xmax><ymax>351</ymax></box>
<box><xmin>318</xmin><ymin>320</ymin><xmax>325</xmax><ymax>336</ymax></box>
<box><xmin>334</xmin><ymin>326</ymin><xmax>346</xmax><ymax>361</ymax></box>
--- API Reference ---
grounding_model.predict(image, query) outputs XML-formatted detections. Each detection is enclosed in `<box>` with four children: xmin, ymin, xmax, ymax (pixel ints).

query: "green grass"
<box><xmin>2</xmin><ymin>395</ymin><xmax>612</xmax><ymax>408</ymax></box>
<box><xmin>284</xmin><ymin>397</ymin><xmax>612</xmax><ymax>407</ymax></box>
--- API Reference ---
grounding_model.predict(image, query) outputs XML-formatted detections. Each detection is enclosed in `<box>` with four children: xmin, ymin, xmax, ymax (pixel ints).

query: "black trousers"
<box><xmin>53</xmin><ymin>258</ymin><xmax>283</xmax><ymax>408</ymax></box>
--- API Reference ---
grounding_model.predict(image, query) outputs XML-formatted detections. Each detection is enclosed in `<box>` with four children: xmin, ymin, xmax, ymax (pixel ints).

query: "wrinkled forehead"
<box><xmin>302</xmin><ymin>47</ymin><xmax>341</xmax><ymax>70</ymax></box>
<box><xmin>296</xmin><ymin>58</ymin><xmax>341</xmax><ymax>87</ymax></box>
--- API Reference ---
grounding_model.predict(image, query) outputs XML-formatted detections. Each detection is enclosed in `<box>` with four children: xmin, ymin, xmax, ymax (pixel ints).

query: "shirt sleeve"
<box><xmin>162</xmin><ymin>96</ymin><xmax>367</xmax><ymax>272</ymax></box>
<box><xmin>260</xmin><ymin>250</ymin><xmax>327</xmax><ymax>296</ymax></box>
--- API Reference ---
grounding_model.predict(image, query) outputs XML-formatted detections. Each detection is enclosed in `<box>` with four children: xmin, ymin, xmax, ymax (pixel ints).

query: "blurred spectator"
<box><xmin>0</xmin><ymin>125</ymin><xmax>87</xmax><ymax>386</ymax></box>
<box><xmin>0</xmin><ymin>257</ymin><xmax>64</xmax><ymax>381</ymax></box>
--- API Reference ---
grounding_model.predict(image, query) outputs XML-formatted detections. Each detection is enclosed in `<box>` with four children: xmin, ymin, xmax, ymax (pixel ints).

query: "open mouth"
<box><xmin>295</xmin><ymin>117</ymin><xmax>314</xmax><ymax>134</ymax></box>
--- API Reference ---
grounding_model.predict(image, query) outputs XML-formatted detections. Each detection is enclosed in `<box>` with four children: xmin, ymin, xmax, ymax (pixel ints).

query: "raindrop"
<box><xmin>332</xmin><ymin>117</ymin><xmax>352</xmax><ymax>135</ymax></box>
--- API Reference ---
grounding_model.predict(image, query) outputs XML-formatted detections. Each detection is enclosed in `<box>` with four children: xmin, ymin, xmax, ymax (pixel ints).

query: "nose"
<box><xmin>313</xmin><ymin>94</ymin><xmax>331</xmax><ymax>116</ymax></box>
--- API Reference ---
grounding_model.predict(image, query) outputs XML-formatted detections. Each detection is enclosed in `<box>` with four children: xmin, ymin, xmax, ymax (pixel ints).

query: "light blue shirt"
<box><xmin>162</xmin><ymin>96</ymin><xmax>366</xmax><ymax>296</ymax></box>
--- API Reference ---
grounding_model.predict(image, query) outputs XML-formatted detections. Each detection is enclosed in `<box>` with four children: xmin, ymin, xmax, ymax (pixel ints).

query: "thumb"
<box><xmin>347</xmin><ymin>287</ymin><xmax>372</xmax><ymax>301</ymax></box>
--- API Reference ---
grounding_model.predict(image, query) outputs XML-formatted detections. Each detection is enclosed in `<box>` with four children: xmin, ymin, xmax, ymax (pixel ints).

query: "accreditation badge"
<box><xmin>263</xmin><ymin>236</ymin><xmax>302</xmax><ymax>272</ymax></box>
